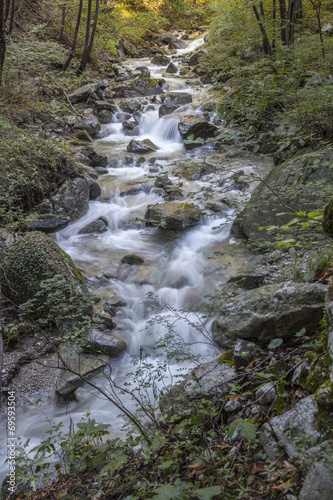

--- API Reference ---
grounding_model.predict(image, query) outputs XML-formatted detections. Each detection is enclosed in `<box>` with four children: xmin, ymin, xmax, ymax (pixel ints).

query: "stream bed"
<box><xmin>0</xmin><ymin>33</ymin><xmax>270</xmax><ymax>480</ymax></box>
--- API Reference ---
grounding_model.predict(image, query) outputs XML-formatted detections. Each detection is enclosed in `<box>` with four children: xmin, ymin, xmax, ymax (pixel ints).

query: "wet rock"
<box><xmin>86</xmin><ymin>177</ymin><xmax>101</xmax><ymax>199</ymax></box>
<box><xmin>166</xmin><ymin>62</ymin><xmax>178</xmax><ymax>74</ymax></box>
<box><xmin>145</xmin><ymin>202</ymin><xmax>201</xmax><ymax>230</ymax></box>
<box><xmin>27</xmin><ymin>214</ymin><xmax>70</xmax><ymax>233</ymax></box>
<box><xmin>86</xmin><ymin>329</ymin><xmax>127</xmax><ymax>356</ymax></box>
<box><xmin>123</xmin><ymin>119</ymin><xmax>137</xmax><ymax>132</ymax></box>
<box><xmin>260</xmin><ymin>395</ymin><xmax>320</xmax><ymax>458</ymax></box>
<box><xmin>95</xmin><ymin>166</ymin><xmax>108</xmax><ymax>175</ymax></box>
<box><xmin>97</xmin><ymin>109</ymin><xmax>113</xmax><ymax>124</ymax></box>
<box><xmin>78</xmin><ymin>217</ymin><xmax>108</xmax><ymax>235</ymax></box>
<box><xmin>154</xmin><ymin>176</ymin><xmax>173</xmax><ymax>189</ymax></box>
<box><xmin>159</xmin><ymin>92</ymin><xmax>192</xmax><ymax>117</ymax></box>
<box><xmin>95</xmin><ymin>100</ymin><xmax>117</xmax><ymax>112</ymax></box>
<box><xmin>119</xmin><ymin>99</ymin><xmax>141</xmax><ymax>113</ymax></box>
<box><xmin>52</xmin><ymin>177</ymin><xmax>90</xmax><ymax>221</ymax></box>
<box><xmin>178</xmin><ymin>115</ymin><xmax>218</xmax><ymax>150</ymax></box>
<box><xmin>121</xmin><ymin>254</ymin><xmax>145</xmax><ymax>265</ymax></box>
<box><xmin>160</xmin><ymin>32</ymin><xmax>178</xmax><ymax>44</ymax></box>
<box><xmin>137</xmin><ymin>66</ymin><xmax>150</xmax><ymax>78</ymax></box>
<box><xmin>168</xmin><ymin>40</ymin><xmax>187</xmax><ymax>50</ymax></box>
<box><xmin>213</xmin><ymin>282</ymin><xmax>327</xmax><ymax>345</ymax></box>
<box><xmin>75</xmin><ymin>130</ymin><xmax>93</xmax><ymax>142</ymax></box>
<box><xmin>188</xmin><ymin>50</ymin><xmax>206</xmax><ymax>66</ymax></box>
<box><xmin>160</xmin><ymin>359</ymin><xmax>236</xmax><ymax>416</ymax></box>
<box><xmin>68</xmin><ymin>83</ymin><xmax>100</xmax><ymax>103</ymax></box>
<box><xmin>201</xmin><ymin>76</ymin><xmax>213</xmax><ymax>85</ymax></box>
<box><xmin>325</xmin><ymin>282</ymin><xmax>333</xmax><ymax>383</ymax></box>
<box><xmin>74</xmin><ymin>114</ymin><xmax>101</xmax><ymax>137</ymax></box>
<box><xmin>81</xmin><ymin>164</ymin><xmax>98</xmax><ymax>180</ymax></box>
<box><xmin>255</xmin><ymin>382</ymin><xmax>277</xmax><ymax>405</ymax></box>
<box><xmin>112</xmin><ymin>78</ymin><xmax>164</xmax><ymax>98</ymax></box>
<box><xmin>151</xmin><ymin>54</ymin><xmax>170</xmax><ymax>66</ymax></box>
<box><xmin>233</xmin><ymin>340</ymin><xmax>260</xmax><ymax>370</ymax></box>
<box><xmin>127</xmin><ymin>139</ymin><xmax>159</xmax><ymax>154</ymax></box>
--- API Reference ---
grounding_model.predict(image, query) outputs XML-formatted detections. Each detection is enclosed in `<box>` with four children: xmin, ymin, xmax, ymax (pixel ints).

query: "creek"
<box><xmin>0</xmin><ymin>33</ymin><xmax>269</xmax><ymax>480</ymax></box>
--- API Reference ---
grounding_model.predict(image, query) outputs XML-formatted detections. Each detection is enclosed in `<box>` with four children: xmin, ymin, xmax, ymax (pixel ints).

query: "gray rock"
<box><xmin>137</xmin><ymin>66</ymin><xmax>150</xmax><ymax>78</ymax></box>
<box><xmin>224</xmin><ymin>400</ymin><xmax>242</xmax><ymax>413</ymax></box>
<box><xmin>95</xmin><ymin>166</ymin><xmax>108</xmax><ymax>175</ymax></box>
<box><xmin>121</xmin><ymin>254</ymin><xmax>145</xmax><ymax>265</ymax></box>
<box><xmin>97</xmin><ymin>109</ymin><xmax>113</xmax><ymax>124</ymax></box>
<box><xmin>112</xmin><ymin>78</ymin><xmax>164</xmax><ymax>98</ymax></box>
<box><xmin>27</xmin><ymin>214</ymin><xmax>70</xmax><ymax>233</ymax></box>
<box><xmin>81</xmin><ymin>164</ymin><xmax>98</xmax><ymax>180</ymax></box>
<box><xmin>80</xmin><ymin>147</ymin><xmax>109</xmax><ymax>168</ymax></box>
<box><xmin>178</xmin><ymin>115</ymin><xmax>218</xmax><ymax>150</ymax></box>
<box><xmin>325</xmin><ymin>286</ymin><xmax>333</xmax><ymax>384</ymax></box>
<box><xmin>95</xmin><ymin>100</ymin><xmax>117</xmax><ymax>112</ymax></box>
<box><xmin>188</xmin><ymin>50</ymin><xmax>206</xmax><ymax>66</ymax></box>
<box><xmin>75</xmin><ymin>130</ymin><xmax>93</xmax><ymax>142</ymax></box>
<box><xmin>56</xmin><ymin>345</ymin><xmax>108</xmax><ymax>397</ymax></box>
<box><xmin>52</xmin><ymin>177</ymin><xmax>90</xmax><ymax>221</ymax></box>
<box><xmin>231</xmin><ymin>150</ymin><xmax>333</xmax><ymax>246</ymax></box>
<box><xmin>166</xmin><ymin>62</ymin><xmax>178</xmax><ymax>74</ymax></box>
<box><xmin>255</xmin><ymin>382</ymin><xmax>277</xmax><ymax>405</ymax></box>
<box><xmin>299</xmin><ymin>441</ymin><xmax>333</xmax><ymax>500</ymax></box>
<box><xmin>78</xmin><ymin>218</ymin><xmax>108</xmax><ymax>235</ymax></box>
<box><xmin>159</xmin><ymin>92</ymin><xmax>192</xmax><ymax>117</ymax></box>
<box><xmin>168</xmin><ymin>40</ymin><xmax>187</xmax><ymax>50</ymax></box>
<box><xmin>213</xmin><ymin>282</ymin><xmax>327</xmax><ymax>345</ymax></box>
<box><xmin>151</xmin><ymin>54</ymin><xmax>170</xmax><ymax>66</ymax></box>
<box><xmin>233</xmin><ymin>339</ymin><xmax>260</xmax><ymax>369</ymax></box>
<box><xmin>127</xmin><ymin>139</ymin><xmax>159</xmax><ymax>154</ymax></box>
<box><xmin>74</xmin><ymin>114</ymin><xmax>101</xmax><ymax>137</ymax></box>
<box><xmin>86</xmin><ymin>329</ymin><xmax>127</xmax><ymax>356</ymax></box>
<box><xmin>160</xmin><ymin>32</ymin><xmax>178</xmax><ymax>44</ymax></box>
<box><xmin>260</xmin><ymin>395</ymin><xmax>320</xmax><ymax>458</ymax></box>
<box><xmin>160</xmin><ymin>359</ymin><xmax>236</xmax><ymax>416</ymax></box>
<box><xmin>86</xmin><ymin>177</ymin><xmax>101</xmax><ymax>199</ymax></box>
<box><xmin>119</xmin><ymin>99</ymin><xmax>141</xmax><ymax>113</ymax></box>
<box><xmin>227</xmin><ymin>274</ymin><xmax>266</xmax><ymax>289</ymax></box>
<box><xmin>68</xmin><ymin>83</ymin><xmax>100</xmax><ymax>104</ymax></box>
<box><xmin>145</xmin><ymin>202</ymin><xmax>201</xmax><ymax>230</ymax></box>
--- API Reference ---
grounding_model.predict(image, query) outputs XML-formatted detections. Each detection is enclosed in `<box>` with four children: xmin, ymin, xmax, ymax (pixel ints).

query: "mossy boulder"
<box><xmin>0</xmin><ymin>231</ymin><xmax>86</xmax><ymax>306</ymax></box>
<box><xmin>111</xmin><ymin>78</ymin><xmax>164</xmax><ymax>98</ymax></box>
<box><xmin>231</xmin><ymin>150</ymin><xmax>333</xmax><ymax>249</ymax></box>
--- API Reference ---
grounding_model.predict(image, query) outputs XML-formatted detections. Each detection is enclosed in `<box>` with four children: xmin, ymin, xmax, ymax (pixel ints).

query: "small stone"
<box><xmin>255</xmin><ymin>382</ymin><xmax>277</xmax><ymax>405</ymax></box>
<box><xmin>233</xmin><ymin>339</ymin><xmax>260</xmax><ymax>370</ymax></box>
<box><xmin>224</xmin><ymin>400</ymin><xmax>242</xmax><ymax>413</ymax></box>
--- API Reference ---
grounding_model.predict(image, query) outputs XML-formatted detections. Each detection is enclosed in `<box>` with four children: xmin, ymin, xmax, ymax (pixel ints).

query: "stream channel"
<box><xmin>1</xmin><ymin>33</ymin><xmax>270</xmax><ymax>479</ymax></box>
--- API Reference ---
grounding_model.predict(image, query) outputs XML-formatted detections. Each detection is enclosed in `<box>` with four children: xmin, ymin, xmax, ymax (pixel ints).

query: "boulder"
<box><xmin>27</xmin><ymin>214</ymin><xmax>70</xmax><ymax>233</ymax></box>
<box><xmin>159</xmin><ymin>92</ymin><xmax>192</xmax><ymax>117</ymax></box>
<box><xmin>325</xmin><ymin>282</ymin><xmax>333</xmax><ymax>384</ymax></box>
<box><xmin>111</xmin><ymin>78</ymin><xmax>164</xmax><ymax>98</ymax></box>
<box><xmin>68</xmin><ymin>83</ymin><xmax>100</xmax><ymax>104</ymax></box>
<box><xmin>56</xmin><ymin>345</ymin><xmax>108</xmax><ymax>398</ymax></box>
<box><xmin>52</xmin><ymin>177</ymin><xmax>90</xmax><ymax>221</ymax></box>
<box><xmin>86</xmin><ymin>176</ymin><xmax>101</xmax><ymax>200</ymax></box>
<box><xmin>0</xmin><ymin>231</ymin><xmax>86</xmax><ymax>306</ymax></box>
<box><xmin>151</xmin><ymin>54</ymin><xmax>170</xmax><ymax>66</ymax></box>
<box><xmin>255</xmin><ymin>382</ymin><xmax>277</xmax><ymax>405</ymax></box>
<box><xmin>74</xmin><ymin>114</ymin><xmax>101</xmax><ymax>137</ymax></box>
<box><xmin>97</xmin><ymin>109</ymin><xmax>113</xmax><ymax>124</ymax></box>
<box><xmin>188</xmin><ymin>50</ymin><xmax>206</xmax><ymax>66</ymax></box>
<box><xmin>86</xmin><ymin>329</ymin><xmax>127</xmax><ymax>356</ymax></box>
<box><xmin>260</xmin><ymin>395</ymin><xmax>320</xmax><ymax>458</ymax></box>
<box><xmin>166</xmin><ymin>62</ymin><xmax>178</xmax><ymax>74</ymax></box>
<box><xmin>160</xmin><ymin>32</ymin><xmax>178</xmax><ymax>44</ymax></box>
<box><xmin>127</xmin><ymin>139</ymin><xmax>159</xmax><ymax>154</ymax></box>
<box><xmin>178</xmin><ymin>115</ymin><xmax>218</xmax><ymax>150</ymax></box>
<box><xmin>213</xmin><ymin>282</ymin><xmax>327</xmax><ymax>345</ymax></box>
<box><xmin>95</xmin><ymin>166</ymin><xmax>108</xmax><ymax>175</ymax></box>
<box><xmin>168</xmin><ymin>40</ymin><xmax>187</xmax><ymax>50</ymax></box>
<box><xmin>145</xmin><ymin>202</ymin><xmax>202</xmax><ymax>230</ymax></box>
<box><xmin>119</xmin><ymin>99</ymin><xmax>141</xmax><ymax>114</ymax></box>
<box><xmin>137</xmin><ymin>66</ymin><xmax>150</xmax><ymax>78</ymax></box>
<box><xmin>78</xmin><ymin>217</ymin><xmax>108</xmax><ymax>235</ymax></box>
<box><xmin>94</xmin><ymin>101</ymin><xmax>118</xmax><ymax>112</ymax></box>
<box><xmin>80</xmin><ymin>147</ymin><xmax>109</xmax><ymax>168</ymax></box>
<box><xmin>299</xmin><ymin>441</ymin><xmax>333</xmax><ymax>500</ymax></box>
<box><xmin>231</xmin><ymin>150</ymin><xmax>333</xmax><ymax>246</ymax></box>
<box><xmin>160</xmin><ymin>359</ymin><xmax>236</xmax><ymax>417</ymax></box>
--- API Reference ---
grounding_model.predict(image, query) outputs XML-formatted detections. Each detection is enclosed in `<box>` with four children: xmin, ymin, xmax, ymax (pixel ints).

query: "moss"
<box><xmin>1</xmin><ymin>232</ymin><xmax>86</xmax><ymax>305</ymax></box>
<box><xmin>323</xmin><ymin>195</ymin><xmax>333</xmax><ymax>236</ymax></box>
<box><xmin>218</xmin><ymin>349</ymin><xmax>235</xmax><ymax>366</ymax></box>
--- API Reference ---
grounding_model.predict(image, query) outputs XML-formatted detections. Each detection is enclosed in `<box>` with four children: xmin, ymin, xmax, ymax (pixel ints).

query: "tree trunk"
<box><xmin>63</xmin><ymin>0</ymin><xmax>83</xmax><ymax>70</ymax></box>
<box><xmin>58</xmin><ymin>0</ymin><xmax>67</xmax><ymax>42</ymax></box>
<box><xmin>252</xmin><ymin>5</ymin><xmax>272</xmax><ymax>56</ymax></box>
<box><xmin>272</xmin><ymin>0</ymin><xmax>276</xmax><ymax>52</ymax></box>
<box><xmin>8</xmin><ymin>0</ymin><xmax>14</xmax><ymax>33</ymax></box>
<box><xmin>4</xmin><ymin>0</ymin><xmax>10</xmax><ymax>23</ymax></box>
<box><xmin>0</xmin><ymin>0</ymin><xmax>6</xmax><ymax>86</ymax></box>
<box><xmin>85</xmin><ymin>0</ymin><xmax>99</xmax><ymax>65</ymax></box>
<box><xmin>78</xmin><ymin>0</ymin><xmax>92</xmax><ymax>72</ymax></box>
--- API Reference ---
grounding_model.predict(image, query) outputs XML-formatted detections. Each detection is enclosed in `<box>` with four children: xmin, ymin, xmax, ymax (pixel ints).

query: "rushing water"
<box><xmin>0</xmin><ymin>33</ymin><xmax>266</xmax><ymax>481</ymax></box>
